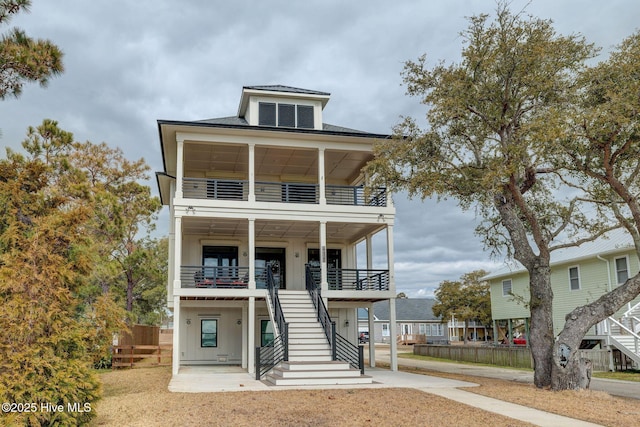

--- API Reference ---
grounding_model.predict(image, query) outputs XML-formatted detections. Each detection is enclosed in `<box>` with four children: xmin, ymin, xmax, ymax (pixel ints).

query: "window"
<box><xmin>201</xmin><ymin>319</ymin><xmax>217</xmax><ymax>347</ymax></box>
<box><xmin>502</xmin><ymin>279</ymin><xmax>512</xmax><ymax>296</ymax></box>
<box><xmin>418</xmin><ymin>323</ymin><xmax>427</xmax><ymax>335</ymax></box>
<box><xmin>258</xmin><ymin>102</ymin><xmax>276</xmax><ymax>126</ymax></box>
<box><xmin>569</xmin><ymin>266</ymin><xmax>580</xmax><ymax>290</ymax></box>
<box><xmin>615</xmin><ymin>257</ymin><xmax>629</xmax><ymax>284</ymax></box>
<box><xmin>261</xmin><ymin>320</ymin><xmax>274</xmax><ymax>346</ymax></box>
<box><xmin>431</xmin><ymin>324</ymin><xmax>443</xmax><ymax>336</ymax></box>
<box><xmin>278</xmin><ymin>104</ymin><xmax>295</xmax><ymax>127</ymax></box>
<box><xmin>297</xmin><ymin>105</ymin><xmax>314</xmax><ymax>128</ymax></box>
<box><xmin>258</xmin><ymin>102</ymin><xmax>315</xmax><ymax>129</ymax></box>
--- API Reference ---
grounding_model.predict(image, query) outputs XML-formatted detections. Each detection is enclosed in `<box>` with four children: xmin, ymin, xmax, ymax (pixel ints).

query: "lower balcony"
<box><xmin>179</xmin><ymin>266</ymin><xmax>390</xmax><ymax>292</ymax></box>
<box><xmin>308</xmin><ymin>267</ymin><xmax>390</xmax><ymax>291</ymax></box>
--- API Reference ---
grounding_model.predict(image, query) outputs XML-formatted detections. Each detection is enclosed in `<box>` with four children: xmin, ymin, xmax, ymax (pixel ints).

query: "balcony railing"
<box><xmin>307</xmin><ymin>266</ymin><xmax>390</xmax><ymax>291</ymax></box>
<box><xmin>255</xmin><ymin>181</ymin><xmax>319</xmax><ymax>204</ymax></box>
<box><xmin>182</xmin><ymin>177</ymin><xmax>387</xmax><ymax>207</ymax></box>
<box><xmin>183</xmin><ymin>177</ymin><xmax>248</xmax><ymax>200</ymax></box>
<box><xmin>180</xmin><ymin>265</ymin><xmax>270</xmax><ymax>289</ymax></box>
<box><xmin>326</xmin><ymin>185</ymin><xmax>387</xmax><ymax>207</ymax></box>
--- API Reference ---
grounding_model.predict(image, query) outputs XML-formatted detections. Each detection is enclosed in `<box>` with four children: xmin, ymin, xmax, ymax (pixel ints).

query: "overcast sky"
<box><xmin>2</xmin><ymin>0</ymin><xmax>638</xmax><ymax>297</ymax></box>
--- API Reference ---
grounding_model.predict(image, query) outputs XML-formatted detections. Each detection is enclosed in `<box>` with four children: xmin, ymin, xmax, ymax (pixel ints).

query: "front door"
<box><xmin>256</xmin><ymin>247</ymin><xmax>286</xmax><ymax>289</ymax></box>
<box><xmin>308</xmin><ymin>248</ymin><xmax>342</xmax><ymax>289</ymax></box>
<box><xmin>203</xmin><ymin>246</ymin><xmax>238</xmax><ymax>279</ymax></box>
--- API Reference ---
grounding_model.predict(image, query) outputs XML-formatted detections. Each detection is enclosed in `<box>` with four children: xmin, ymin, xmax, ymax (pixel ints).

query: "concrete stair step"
<box><xmin>265</xmin><ymin>374</ymin><xmax>372</xmax><ymax>386</ymax></box>
<box><xmin>280</xmin><ymin>361</ymin><xmax>352</xmax><ymax>371</ymax></box>
<box><xmin>289</xmin><ymin>347</ymin><xmax>332</xmax><ymax>355</ymax></box>
<box><xmin>289</xmin><ymin>337</ymin><xmax>328</xmax><ymax>344</ymax></box>
<box><xmin>288</xmin><ymin>355</ymin><xmax>333</xmax><ymax>362</ymax></box>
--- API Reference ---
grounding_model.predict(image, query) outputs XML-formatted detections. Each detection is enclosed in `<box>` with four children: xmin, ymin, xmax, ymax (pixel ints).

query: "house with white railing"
<box><xmin>486</xmin><ymin>228</ymin><xmax>640</xmax><ymax>370</ymax></box>
<box><xmin>156</xmin><ymin>85</ymin><xmax>399</xmax><ymax>385</ymax></box>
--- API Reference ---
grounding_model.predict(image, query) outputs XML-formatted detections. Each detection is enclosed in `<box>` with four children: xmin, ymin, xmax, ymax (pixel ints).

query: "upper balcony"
<box><xmin>182</xmin><ymin>177</ymin><xmax>387</xmax><ymax>207</ymax></box>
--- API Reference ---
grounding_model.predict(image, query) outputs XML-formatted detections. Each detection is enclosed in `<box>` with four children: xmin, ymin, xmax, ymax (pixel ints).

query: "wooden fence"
<box><xmin>117</xmin><ymin>325</ymin><xmax>159</xmax><ymax>346</ymax></box>
<box><xmin>413</xmin><ymin>345</ymin><xmax>612</xmax><ymax>371</ymax></box>
<box><xmin>112</xmin><ymin>345</ymin><xmax>172</xmax><ymax>369</ymax></box>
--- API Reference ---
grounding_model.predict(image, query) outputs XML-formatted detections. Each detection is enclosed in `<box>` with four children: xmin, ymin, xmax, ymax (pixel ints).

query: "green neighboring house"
<box><xmin>485</xmin><ymin>228</ymin><xmax>640</xmax><ymax>369</ymax></box>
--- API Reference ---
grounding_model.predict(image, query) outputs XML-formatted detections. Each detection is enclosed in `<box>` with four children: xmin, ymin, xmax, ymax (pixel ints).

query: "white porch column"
<box><xmin>389</xmin><ymin>298</ymin><xmax>398</xmax><ymax>371</ymax></box>
<box><xmin>368</xmin><ymin>304</ymin><xmax>376</xmax><ymax>367</ymax></box>
<box><xmin>173</xmin><ymin>216</ymin><xmax>182</xmax><ymax>290</ymax></box>
<box><xmin>242</xmin><ymin>303</ymin><xmax>248</xmax><ymax>369</ymax></box>
<box><xmin>320</xmin><ymin>221</ymin><xmax>328</xmax><ymax>292</ymax></box>
<box><xmin>248</xmin><ymin>218</ymin><xmax>256</xmax><ymax>289</ymax></box>
<box><xmin>386</xmin><ymin>224</ymin><xmax>395</xmax><ymax>292</ymax></box>
<box><xmin>318</xmin><ymin>147</ymin><xmax>326</xmax><ymax>205</ymax></box>
<box><xmin>172</xmin><ymin>295</ymin><xmax>181</xmax><ymax>375</ymax></box>
<box><xmin>247</xmin><ymin>297</ymin><xmax>256</xmax><ymax>374</ymax></box>
<box><xmin>248</xmin><ymin>143</ymin><xmax>256</xmax><ymax>202</ymax></box>
<box><xmin>175</xmin><ymin>139</ymin><xmax>184</xmax><ymax>199</ymax></box>
<box><xmin>366</xmin><ymin>234</ymin><xmax>373</xmax><ymax>271</ymax></box>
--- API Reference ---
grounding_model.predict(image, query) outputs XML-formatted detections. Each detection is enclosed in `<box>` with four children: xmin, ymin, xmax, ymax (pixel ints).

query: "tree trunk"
<box><xmin>549</xmin><ymin>274</ymin><xmax>640</xmax><ymax>390</ymax></box>
<box><xmin>551</xmin><ymin>340</ymin><xmax>592</xmax><ymax>390</ymax></box>
<box><xmin>528</xmin><ymin>263</ymin><xmax>555</xmax><ymax>388</ymax></box>
<box><xmin>126</xmin><ymin>271</ymin><xmax>134</xmax><ymax>312</ymax></box>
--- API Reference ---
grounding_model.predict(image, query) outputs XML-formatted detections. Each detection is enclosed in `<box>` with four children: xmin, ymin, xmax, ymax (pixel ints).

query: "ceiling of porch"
<box><xmin>184</xmin><ymin>143</ymin><xmax>373</xmax><ymax>183</ymax></box>
<box><xmin>181</xmin><ymin>217</ymin><xmax>384</xmax><ymax>243</ymax></box>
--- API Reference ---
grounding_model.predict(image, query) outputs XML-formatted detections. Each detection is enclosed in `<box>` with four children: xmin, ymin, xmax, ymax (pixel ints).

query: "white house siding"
<box><xmin>179</xmin><ymin>306</ymin><xmax>243</xmax><ymax>364</ymax></box>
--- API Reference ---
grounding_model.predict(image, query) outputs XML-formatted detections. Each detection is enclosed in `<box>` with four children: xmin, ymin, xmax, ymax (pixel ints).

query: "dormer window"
<box><xmin>258</xmin><ymin>102</ymin><xmax>314</xmax><ymax>129</ymax></box>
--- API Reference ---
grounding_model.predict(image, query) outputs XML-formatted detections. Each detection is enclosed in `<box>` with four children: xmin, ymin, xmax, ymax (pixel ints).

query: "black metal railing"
<box><xmin>306</xmin><ymin>265</ymin><xmax>363</xmax><ymax>373</ymax></box>
<box><xmin>255</xmin><ymin>181</ymin><xmax>319</xmax><ymax>204</ymax></box>
<box><xmin>182</xmin><ymin>177</ymin><xmax>387</xmax><ymax>207</ymax></box>
<box><xmin>180</xmin><ymin>265</ymin><xmax>250</xmax><ymax>288</ymax></box>
<box><xmin>326</xmin><ymin>185</ymin><xmax>387</xmax><ymax>207</ymax></box>
<box><xmin>307</xmin><ymin>267</ymin><xmax>390</xmax><ymax>291</ymax></box>
<box><xmin>183</xmin><ymin>177</ymin><xmax>248</xmax><ymax>200</ymax></box>
<box><xmin>256</xmin><ymin>269</ymin><xmax>288</xmax><ymax>379</ymax></box>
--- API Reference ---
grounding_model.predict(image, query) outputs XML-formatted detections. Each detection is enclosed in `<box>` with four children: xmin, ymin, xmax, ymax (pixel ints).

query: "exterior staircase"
<box><xmin>265</xmin><ymin>290</ymin><xmax>372</xmax><ymax>386</ymax></box>
<box><xmin>608</xmin><ymin>302</ymin><xmax>640</xmax><ymax>368</ymax></box>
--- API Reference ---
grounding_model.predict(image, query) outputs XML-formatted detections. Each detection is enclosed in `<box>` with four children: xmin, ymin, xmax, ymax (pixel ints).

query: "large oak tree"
<box><xmin>366</xmin><ymin>4</ymin><xmax>623</xmax><ymax>389</ymax></box>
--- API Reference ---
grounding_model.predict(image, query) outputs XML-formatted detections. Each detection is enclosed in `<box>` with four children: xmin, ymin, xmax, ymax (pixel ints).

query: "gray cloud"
<box><xmin>2</xmin><ymin>0</ymin><xmax>637</xmax><ymax>297</ymax></box>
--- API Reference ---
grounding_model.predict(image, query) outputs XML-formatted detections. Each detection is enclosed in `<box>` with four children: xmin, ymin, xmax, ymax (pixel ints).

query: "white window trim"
<box><xmin>502</xmin><ymin>279</ymin><xmax>512</xmax><ymax>296</ymax></box>
<box><xmin>614</xmin><ymin>255</ymin><xmax>630</xmax><ymax>285</ymax></box>
<box><xmin>568</xmin><ymin>266</ymin><xmax>581</xmax><ymax>291</ymax></box>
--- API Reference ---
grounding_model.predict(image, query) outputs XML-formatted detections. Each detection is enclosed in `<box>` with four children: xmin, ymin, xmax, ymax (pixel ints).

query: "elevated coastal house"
<box><xmin>486</xmin><ymin>229</ymin><xmax>640</xmax><ymax>369</ymax></box>
<box><xmin>156</xmin><ymin>85</ymin><xmax>399</xmax><ymax>385</ymax></box>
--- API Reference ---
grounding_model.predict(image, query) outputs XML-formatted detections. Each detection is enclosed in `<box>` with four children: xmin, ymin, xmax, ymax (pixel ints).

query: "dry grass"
<box><xmin>396</xmin><ymin>364</ymin><xmax>640</xmax><ymax>427</ymax></box>
<box><xmin>91</xmin><ymin>367</ymin><xmax>533</xmax><ymax>427</ymax></box>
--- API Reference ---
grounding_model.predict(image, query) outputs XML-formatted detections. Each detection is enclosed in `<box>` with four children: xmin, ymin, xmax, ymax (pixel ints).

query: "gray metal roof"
<box><xmin>192</xmin><ymin>116</ymin><xmax>375</xmax><ymax>136</ymax></box>
<box><xmin>372</xmin><ymin>299</ymin><xmax>441</xmax><ymax>322</ymax></box>
<box><xmin>484</xmin><ymin>228</ymin><xmax>635</xmax><ymax>280</ymax></box>
<box><xmin>243</xmin><ymin>85</ymin><xmax>330</xmax><ymax>96</ymax></box>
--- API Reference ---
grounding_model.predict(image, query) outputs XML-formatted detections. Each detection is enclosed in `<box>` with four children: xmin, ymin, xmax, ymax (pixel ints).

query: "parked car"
<box><xmin>359</xmin><ymin>332</ymin><xmax>369</xmax><ymax>344</ymax></box>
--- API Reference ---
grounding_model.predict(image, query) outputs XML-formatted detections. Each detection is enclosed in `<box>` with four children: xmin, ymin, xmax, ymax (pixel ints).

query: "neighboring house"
<box><xmin>358</xmin><ymin>299</ymin><xmax>449</xmax><ymax>344</ymax></box>
<box><xmin>486</xmin><ymin>228</ymin><xmax>640</xmax><ymax>368</ymax></box>
<box><xmin>156</xmin><ymin>85</ymin><xmax>399</xmax><ymax>384</ymax></box>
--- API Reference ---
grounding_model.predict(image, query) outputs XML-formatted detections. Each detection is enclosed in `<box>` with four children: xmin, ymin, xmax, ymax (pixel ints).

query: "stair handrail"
<box><xmin>305</xmin><ymin>264</ymin><xmax>364</xmax><ymax>373</ymax></box>
<box><xmin>255</xmin><ymin>268</ymin><xmax>288</xmax><ymax>379</ymax></box>
<box><xmin>623</xmin><ymin>300</ymin><xmax>640</xmax><ymax>318</ymax></box>
<box><xmin>608</xmin><ymin>316</ymin><xmax>640</xmax><ymax>356</ymax></box>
